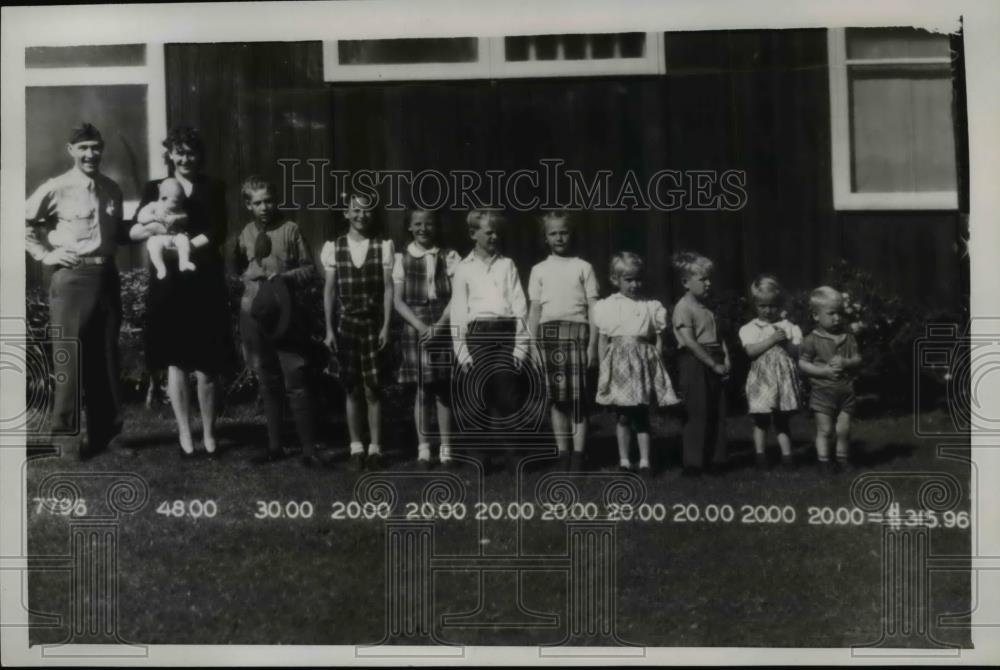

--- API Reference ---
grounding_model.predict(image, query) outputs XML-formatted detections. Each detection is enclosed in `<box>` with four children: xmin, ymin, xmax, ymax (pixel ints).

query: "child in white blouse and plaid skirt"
<box><xmin>592</xmin><ymin>251</ymin><xmax>680</xmax><ymax>476</ymax></box>
<box><xmin>392</xmin><ymin>208</ymin><xmax>461</xmax><ymax>469</ymax></box>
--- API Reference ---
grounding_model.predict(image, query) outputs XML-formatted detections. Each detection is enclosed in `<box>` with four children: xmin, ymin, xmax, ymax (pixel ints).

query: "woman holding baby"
<box><xmin>130</xmin><ymin>126</ymin><xmax>235</xmax><ymax>458</ymax></box>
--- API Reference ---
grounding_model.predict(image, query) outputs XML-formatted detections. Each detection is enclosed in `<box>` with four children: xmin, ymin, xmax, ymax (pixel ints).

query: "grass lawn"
<box><xmin>26</xmin><ymin>401</ymin><xmax>971</xmax><ymax>648</ymax></box>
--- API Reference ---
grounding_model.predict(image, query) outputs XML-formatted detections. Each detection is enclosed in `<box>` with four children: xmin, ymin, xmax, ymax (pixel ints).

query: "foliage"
<box><xmin>694</xmin><ymin>260</ymin><xmax>968</xmax><ymax>410</ymax></box>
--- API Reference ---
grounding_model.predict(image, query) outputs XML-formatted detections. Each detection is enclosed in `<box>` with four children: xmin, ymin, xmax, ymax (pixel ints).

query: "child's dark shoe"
<box><xmin>681</xmin><ymin>466</ymin><xmax>702</xmax><ymax>478</ymax></box>
<box><xmin>366</xmin><ymin>452</ymin><xmax>386</xmax><ymax>471</ymax></box>
<box><xmin>348</xmin><ymin>452</ymin><xmax>366</xmax><ymax>472</ymax></box>
<box><xmin>824</xmin><ymin>460</ymin><xmax>842</xmax><ymax>474</ymax></box>
<box><xmin>780</xmin><ymin>455</ymin><xmax>796</xmax><ymax>470</ymax></box>
<box><xmin>570</xmin><ymin>452</ymin><xmax>586</xmax><ymax>472</ymax></box>
<box><xmin>557</xmin><ymin>451</ymin><xmax>572</xmax><ymax>471</ymax></box>
<box><xmin>755</xmin><ymin>453</ymin><xmax>769</xmax><ymax>469</ymax></box>
<box><xmin>638</xmin><ymin>464</ymin><xmax>653</xmax><ymax>480</ymax></box>
<box><xmin>416</xmin><ymin>458</ymin><xmax>432</xmax><ymax>471</ymax></box>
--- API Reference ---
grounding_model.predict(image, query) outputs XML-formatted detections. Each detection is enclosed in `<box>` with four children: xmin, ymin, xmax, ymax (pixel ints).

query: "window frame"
<box><xmin>827</xmin><ymin>27</ymin><xmax>958</xmax><ymax>211</ymax></box>
<box><xmin>25</xmin><ymin>43</ymin><xmax>168</xmax><ymax>219</ymax></box>
<box><xmin>322</xmin><ymin>33</ymin><xmax>664</xmax><ymax>82</ymax></box>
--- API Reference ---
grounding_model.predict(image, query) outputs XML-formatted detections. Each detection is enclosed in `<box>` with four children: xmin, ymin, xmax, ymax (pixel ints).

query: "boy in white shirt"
<box><xmin>450</xmin><ymin>209</ymin><xmax>529</xmax><ymax>472</ymax></box>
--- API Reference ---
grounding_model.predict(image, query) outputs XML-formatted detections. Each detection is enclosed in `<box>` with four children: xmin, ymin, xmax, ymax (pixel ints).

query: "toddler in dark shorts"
<box><xmin>798</xmin><ymin>286</ymin><xmax>863</xmax><ymax>472</ymax></box>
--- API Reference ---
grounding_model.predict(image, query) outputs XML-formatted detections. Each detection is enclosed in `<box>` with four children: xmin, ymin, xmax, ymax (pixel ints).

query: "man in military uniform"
<box><xmin>26</xmin><ymin>123</ymin><xmax>142</xmax><ymax>459</ymax></box>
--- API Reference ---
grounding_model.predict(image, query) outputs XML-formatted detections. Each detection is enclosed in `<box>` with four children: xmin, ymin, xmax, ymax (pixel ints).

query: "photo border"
<box><xmin>2</xmin><ymin>0</ymin><xmax>999</xmax><ymax>665</ymax></box>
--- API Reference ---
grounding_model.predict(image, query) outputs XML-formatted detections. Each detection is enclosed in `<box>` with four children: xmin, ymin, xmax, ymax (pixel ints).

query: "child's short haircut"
<box><xmin>241</xmin><ymin>175</ymin><xmax>274</xmax><ymax>202</ymax></box>
<box><xmin>609</xmin><ymin>251</ymin><xmax>644</xmax><ymax>284</ymax></box>
<box><xmin>538</xmin><ymin>209</ymin><xmax>575</xmax><ymax>234</ymax></box>
<box><xmin>404</xmin><ymin>207</ymin><xmax>438</xmax><ymax>229</ymax></box>
<box><xmin>467</xmin><ymin>208</ymin><xmax>505</xmax><ymax>236</ymax></box>
<box><xmin>750</xmin><ymin>274</ymin><xmax>783</xmax><ymax>301</ymax></box>
<box><xmin>672</xmin><ymin>251</ymin><xmax>714</xmax><ymax>281</ymax></box>
<box><xmin>809</xmin><ymin>286</ymin><xmax>843</xmax><ymax>312</ymax></box>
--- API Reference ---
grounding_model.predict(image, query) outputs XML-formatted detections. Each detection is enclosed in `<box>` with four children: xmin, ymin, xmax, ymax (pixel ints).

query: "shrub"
<box><xmin>666</xmin><ymin>261</ymin><xmax>966</xmax><ymax>412</ymax></box>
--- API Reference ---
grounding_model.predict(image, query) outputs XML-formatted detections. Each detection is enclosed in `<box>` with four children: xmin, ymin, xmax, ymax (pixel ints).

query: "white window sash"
<box><xmin>322</xmin><ymin>34</ymin><xmax>664</xmax><ymax>82</ymax></box>
<box><xmin>827</xmin><ymin>28</ymin><xmax>958</xmax><ymax>211</ymax></box>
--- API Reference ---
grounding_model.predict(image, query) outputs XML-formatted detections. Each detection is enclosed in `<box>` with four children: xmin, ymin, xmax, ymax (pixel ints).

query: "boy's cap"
<box><xmin>68</xmin><ymin>123</ymin><xmax>103</xmax><ymax>145</ymax></box>
<box><xmin>250</xmin><ymin>275</ymin><xmax>293</xmax><ymax>344</ymax></box>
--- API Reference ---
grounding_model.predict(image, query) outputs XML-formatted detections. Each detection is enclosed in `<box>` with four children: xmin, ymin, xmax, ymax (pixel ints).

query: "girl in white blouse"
<box><xmin>738</xmin><ymin>274</ymin><xmax>802</xmax><ymax>469</ymax></box>
<box><xmin>592</xmin><ymin>252</ymin><xmax>679</xmax><ymax>476</ymax></box>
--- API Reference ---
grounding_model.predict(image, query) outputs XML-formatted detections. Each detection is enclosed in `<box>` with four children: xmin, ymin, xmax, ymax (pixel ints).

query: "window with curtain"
<box><xmin>828</xmin><ymin>27</ymin><xmax>958</xmax><ymax>210</ymax></box>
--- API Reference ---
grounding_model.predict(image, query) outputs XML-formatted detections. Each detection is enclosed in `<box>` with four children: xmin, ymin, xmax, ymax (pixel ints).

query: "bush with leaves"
<box><xmin>664</xmin><ymin>261</ymin><xmax>965</xmax><ymax>412</ymax></box>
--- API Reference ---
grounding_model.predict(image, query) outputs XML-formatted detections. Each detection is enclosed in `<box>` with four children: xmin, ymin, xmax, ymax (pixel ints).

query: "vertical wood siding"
<box><xmin>26</xmin><ymin>31</ymin><xmax>963</xmax><ymax>312</ymax></box>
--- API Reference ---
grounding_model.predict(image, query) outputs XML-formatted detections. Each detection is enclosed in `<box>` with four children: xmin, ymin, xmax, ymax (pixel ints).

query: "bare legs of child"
<box><xmin>415</xmin><ymin>384</ymin><xmax>454</xmax><ymax>468</ymax></box>
<box><xmin>752</xmin><ymin>412</ymin><xmax>795</xmax><ymax>468</ymax></box>
<box><xmin>552</xmin><ymin>401</ymin><xmax>586</xmax><ymax>470</ymax></box>
<box><xmin>346</xmin><ymin>384</ymin><xmax>383</xmax><ymax>470</ymax></box>
<box><xmin>814</xmin><ymin>411</ymin><xmax>850</xmax><ymax>471</ymax></box>
<box><xmin>173</xmin><ymin>233</ymin><xmax>196</xmax><ymax>273</ymax></box>
<box><xmin>147</xmin><ymin>235</ymin><xmax>170</xmax><ymax>280</ymax></box>
<box><xmin>147</xmin><ymin>234</ymin><xmax>196</xmax><ymax>280</ymax></box>
<box><xmin>615</xmin><ymin>407</ymin><xmax>651</xmax><ymax>475</ymax></box>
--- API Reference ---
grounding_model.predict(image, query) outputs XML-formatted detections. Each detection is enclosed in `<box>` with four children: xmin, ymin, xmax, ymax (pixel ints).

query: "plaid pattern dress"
<box><xmin>538</xmin><ymin>321</ymin><xmax>590</xmax><ymax>403</ymax></box>
<box><xmin>593</xmin><ymin>295</ymin><xmax>679</xmax><ymax>408</ymax></box>
<box><xmin>332</xmin><ymin>236</ymin><xmax>387</xmax><ymax>389</ymax></box>
<box><xmin>397</xmin><ymin>249</ymin><xmax>453</xmax><ymax>385</ymax></box>
<box><xmin>596</xmin><ymin>337</ymin><xmax>679</xmax><ymax>407</ymax></box>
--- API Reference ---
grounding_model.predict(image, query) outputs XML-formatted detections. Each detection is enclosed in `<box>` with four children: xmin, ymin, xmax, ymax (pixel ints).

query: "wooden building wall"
<box><xmin>29</xmin><ymin>30</ymin><xmax>965</xmax><ymax>309</ymax></box>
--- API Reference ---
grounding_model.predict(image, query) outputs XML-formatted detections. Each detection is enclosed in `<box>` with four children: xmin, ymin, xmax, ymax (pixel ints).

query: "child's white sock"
<box><xmin>368</xmin><ymin>443</ymin><xmax>382</xmax><ymax>456</ymax></box>
<box><xmin>417</xmin><ymin>443</ymin><xmax>431</xmax><ymax>461</ymax></box>
<box><xmin>439</xmin><ymin>444</ymin><xmax>452</xmax><ymax>461</ymax></box>
<box><xmin>619</xmin><ymin>458</ymin><xmax>631</xmax><ymax>468</ymax></box>
<box><xmin>638</xmin><ymin>458</ymin><xmax>650</xmax><ymax>469</ymax></box>
<box><xmin>350</xmin><ymin>441</ymin><xmax>364</xmax><ymax>455</ymax></box>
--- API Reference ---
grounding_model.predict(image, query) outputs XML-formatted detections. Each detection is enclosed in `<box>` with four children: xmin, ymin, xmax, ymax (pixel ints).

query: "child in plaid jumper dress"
<box><xmin>527</xmin><ymin>211</ymin><xmax>599</xmax><ymax>471</ymax></box>
<box><xmin>392</xmin><ymin>208</ymin><xmax>460</xmax><ymax>468</ymax></box>
<box><xmin>592</xmin><ymin>252</ymin><xmax>679</xmax><ymax>476</ymax></box>
<box><xmin>322</xmin><ymin>194</ymin><xmax>395</xmax><ymax>471</ymax></box>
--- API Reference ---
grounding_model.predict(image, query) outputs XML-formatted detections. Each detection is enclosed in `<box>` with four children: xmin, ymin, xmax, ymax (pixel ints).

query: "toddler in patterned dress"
<box><xmin>738</xmin><ymin>275</ymin><xmax>802</xmax><ymax>470</ymax></box>
<box><xmin>527</xmin><ymin>211</ymin><xmax>600</xmax><ymax>472</ymax></box>
<box><xmin>592</xmin><ymin>252</ymin><xmax>679</xmax><ymax>476</ymax></box>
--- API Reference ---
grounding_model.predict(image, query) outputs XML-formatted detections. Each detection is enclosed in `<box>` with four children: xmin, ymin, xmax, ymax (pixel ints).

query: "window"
<box><xmin>322</xmin><ymin>33</ymin><xmax>663</xmax><ymax>82</ymax></box>
<box><xmin>828</xmin><ymin>28</ymin><xmax>958</xmax><ymax>210</ymax></box>
<box><xmin>25</xmin><ymin>44</ymin><xmax>167</xmax><ymax>219</ymax></box>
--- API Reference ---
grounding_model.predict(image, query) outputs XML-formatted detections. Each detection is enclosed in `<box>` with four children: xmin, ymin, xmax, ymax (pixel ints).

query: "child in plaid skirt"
<box><xmin>527</xmin><ymin>211</ymin><xmax>599</xmax><ymax>471</ymax></box>
<box><xmin>392</xmin><ymin>208</ymin><xmax>461</xmax><ymax>469</ymax></box>
<box><xmin>592</xmin><ymin>252</ymin><xmax>680</xmax><ymax>476</ymax></box>
<box><xmin>322</xmin><ymin>193</ymin><xmax>395</xmax><ymax>471</ymax></box>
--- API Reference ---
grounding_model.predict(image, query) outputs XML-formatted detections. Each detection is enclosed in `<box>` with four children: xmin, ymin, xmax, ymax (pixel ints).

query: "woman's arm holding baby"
<box><xmin>129</xmin><ymin>202</ymin><xmax>169</xmax><ymax>241</ymax></box>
